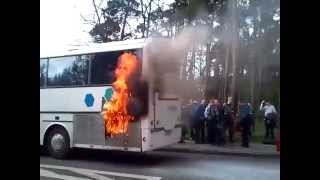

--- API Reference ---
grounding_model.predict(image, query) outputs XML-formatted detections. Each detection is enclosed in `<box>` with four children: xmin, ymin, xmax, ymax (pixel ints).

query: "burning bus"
<box><xmin>40</xmin><ymin>39</ymin><xmax>182</xmax><ymax>158</ymax></box>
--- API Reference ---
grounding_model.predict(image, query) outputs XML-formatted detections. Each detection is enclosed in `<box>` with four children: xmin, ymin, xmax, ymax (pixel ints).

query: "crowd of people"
<box><xmin>180</xmin><ymin>97</ymin><xmax>278</xmax><ymax>148</ymax></box>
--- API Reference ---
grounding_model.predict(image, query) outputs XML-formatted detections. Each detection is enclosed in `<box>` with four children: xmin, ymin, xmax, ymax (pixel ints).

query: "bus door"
<box><xmin>154</xmin><ymin>73</ymin><xmax>181</xmax><ymax>131</ymax></box>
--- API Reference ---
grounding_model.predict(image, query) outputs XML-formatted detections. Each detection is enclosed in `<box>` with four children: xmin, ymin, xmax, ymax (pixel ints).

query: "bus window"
<box><xmin>40</xmin><ymin>59</ymin><xmax>48</xmax><ymax>87</ymax></box>
<box><xmin>90</xmin><ymin>49</ymin><xmax>142</xmax><ymax>85</ymax></box>
<box><xmin>47</xmin><ymin>56</ymin><xmax>89</xmax><ymax>87</ymax></box>
<box><xmin>89</xmin><ymin>52</ymin><xmax>118</xmax><ymax>85</ymax></box>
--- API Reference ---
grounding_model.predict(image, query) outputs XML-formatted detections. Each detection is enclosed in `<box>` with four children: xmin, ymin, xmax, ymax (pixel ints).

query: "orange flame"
<box><xmin>102</xmin><ymin>52</ymin><xmax>139</xmax><ymax>137</ymax></box>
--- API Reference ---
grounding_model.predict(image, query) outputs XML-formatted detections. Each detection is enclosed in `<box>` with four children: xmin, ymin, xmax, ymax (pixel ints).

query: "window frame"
<box><xmin>46</xmin><ymin>55</ymin><xmax>90</xmax><ymax>88</ymax></box>
<box><xmin>40</xmin><ymin>58</ymin><xmax>48</xmax><ymax>88</ymax></box>
<box><xmin>41</xmin><ymin>48</ymin><xmax>142</xmax><ymax>89</ymax></box>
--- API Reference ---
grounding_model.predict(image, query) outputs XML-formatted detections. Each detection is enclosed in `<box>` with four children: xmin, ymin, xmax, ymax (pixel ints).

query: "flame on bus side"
<box><xmin>101</xmin><ymin>52</ymin><xmax>139</xmax><ymax>137</ymax></box>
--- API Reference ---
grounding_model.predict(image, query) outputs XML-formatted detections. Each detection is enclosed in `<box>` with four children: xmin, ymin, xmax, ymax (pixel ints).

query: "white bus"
<box><xmin>40</xmin><ymin>39</ymin><xmax>182</xmax><ymax>158</ymax></box>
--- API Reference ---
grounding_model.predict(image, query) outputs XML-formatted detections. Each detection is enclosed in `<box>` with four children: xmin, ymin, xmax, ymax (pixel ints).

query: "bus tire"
<box><xmin>47</xmin><ymin>127</ymin><xmax>70</xmax><ymax>159</ymax></box>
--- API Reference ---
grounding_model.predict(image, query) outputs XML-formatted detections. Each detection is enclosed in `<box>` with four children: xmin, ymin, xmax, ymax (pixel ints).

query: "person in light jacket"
<box><xmin>260</xmin><ymin>100</ymin><xmax>277</xmax><ymax>140</ymax></box>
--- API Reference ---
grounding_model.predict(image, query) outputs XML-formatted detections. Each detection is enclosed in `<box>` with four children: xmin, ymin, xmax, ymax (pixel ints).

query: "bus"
<box><xmin>40</xmin><ymin>39</ymin><xmax>182</xmax><ymax>158</ymax></box>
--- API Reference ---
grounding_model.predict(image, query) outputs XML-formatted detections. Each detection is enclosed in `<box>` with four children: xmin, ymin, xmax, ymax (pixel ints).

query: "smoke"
<box><xmin>144</xmin><ymin>26</ymin><xmax>210</xmax><ymax>98</ymax></box>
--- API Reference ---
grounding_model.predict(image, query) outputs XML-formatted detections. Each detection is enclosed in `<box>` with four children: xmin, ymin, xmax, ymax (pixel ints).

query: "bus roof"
<box><xmin>40</xmin><ymin>39</ymin><xmax>147</xmax><ymax>58</ymax></box>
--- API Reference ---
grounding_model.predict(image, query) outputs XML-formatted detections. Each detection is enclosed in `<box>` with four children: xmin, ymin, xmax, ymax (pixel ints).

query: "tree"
<box><xmin>90</xmin><ymin>0</ymin><xmax>140</xmax><ymax>42</ymax></box>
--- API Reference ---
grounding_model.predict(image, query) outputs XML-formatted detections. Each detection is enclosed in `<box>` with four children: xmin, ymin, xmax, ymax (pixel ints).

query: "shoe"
<box><xmin>241</xmin><ymin>144</ymin><xmax>249</xmax><ymax>148</ymax></box>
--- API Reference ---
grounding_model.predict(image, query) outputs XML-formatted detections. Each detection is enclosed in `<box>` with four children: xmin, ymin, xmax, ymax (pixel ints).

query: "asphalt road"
<box><xmin>40</xmin><ymin>148</ymin><xmax>280</xmax><ymax>180</ymax></box>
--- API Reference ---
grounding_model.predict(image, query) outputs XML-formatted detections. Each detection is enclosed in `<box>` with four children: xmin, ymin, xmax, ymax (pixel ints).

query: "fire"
<box><xmin>102</xmin><ymin>52</ymin><xmax>139</xmax><ymax>137</ymax></box>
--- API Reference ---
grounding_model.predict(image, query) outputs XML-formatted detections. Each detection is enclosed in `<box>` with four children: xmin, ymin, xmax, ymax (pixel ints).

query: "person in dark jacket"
<box><xmin>215</xmin><ymin>99</ymin><xmax>225</xmax><ymax>146</ymax></box>
<box><xmin>239</xmin><ymin>103</ymin><xmax>254</xmax><ymax>148</ymax></box>
<box><xmin>222</xmin><ymin>96</ymin><xmax>234</xmax><ymax>143</ymax></box>
<box><xmin>205</xmin><ymin>99</ymin><xmax>223</xmax><ymax>145</ymax></box>
<box><xmin>194</xmin><ymin>99</ymin><xmax>207</xmax><ymax>144</ymax></box>
<box><xmin>190</xmin><ymin>100</ymin><xmax>199</xmax><ymax>141</ymax></box>
<box><xmin>205</xmin><ymin>99</ymin><xmax>214</xmax><ymax>144</ymax></box>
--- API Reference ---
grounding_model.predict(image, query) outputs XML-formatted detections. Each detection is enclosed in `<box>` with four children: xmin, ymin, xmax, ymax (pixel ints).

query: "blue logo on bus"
<box><xmin>85</xmin><ymin>93</ymin><xmax>94</xmax><ymax>107</ymax></box>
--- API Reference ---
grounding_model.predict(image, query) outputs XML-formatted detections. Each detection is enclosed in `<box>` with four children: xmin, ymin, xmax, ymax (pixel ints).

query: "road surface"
<box><xmin>40</xmin><ymin>148</ymin><xmax>280</xmax><ymax>180</ymax></box>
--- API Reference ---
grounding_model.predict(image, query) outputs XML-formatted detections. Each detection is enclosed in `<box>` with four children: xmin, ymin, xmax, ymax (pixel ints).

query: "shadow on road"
<box><xmin>40</xmin><ymin>146</ymin><xmax>186</xmax><ymax>167</ymax></box>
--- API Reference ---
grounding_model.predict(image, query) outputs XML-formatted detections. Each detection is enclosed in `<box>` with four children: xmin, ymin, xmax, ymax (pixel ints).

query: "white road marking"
<box><xmin>40</xmin><ymin>164</ymin><xmax>162</xmax><ymax>180</ymax></box>
<box><xmin>71</xmin><ymin>169</ymin><xmax>114</xmax><ymax>180</ymax></box>
<box><xmin>40</xmin><ymin>168</ymin><xmax>92</xmax><ymax>180</ymax></box>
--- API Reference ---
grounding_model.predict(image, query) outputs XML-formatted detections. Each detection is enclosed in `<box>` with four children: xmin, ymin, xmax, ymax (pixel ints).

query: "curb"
<box><xmin>157</xmin><ymin>148</ymin><xmax>280</xmax><ymax>158</ymax></box>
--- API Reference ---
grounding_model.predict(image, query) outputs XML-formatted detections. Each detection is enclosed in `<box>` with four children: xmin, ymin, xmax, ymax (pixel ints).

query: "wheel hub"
<box><xmin>51</xmin><ymin>134</ymin><xmax>65</xmax><ymax>151</ymax></box>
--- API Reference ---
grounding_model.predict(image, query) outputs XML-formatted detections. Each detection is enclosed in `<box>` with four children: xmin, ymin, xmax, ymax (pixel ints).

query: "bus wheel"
<box><xmin>47</xmin><ymin>127</ymin><xmax>70</xmax><ymax>159</ymax></box>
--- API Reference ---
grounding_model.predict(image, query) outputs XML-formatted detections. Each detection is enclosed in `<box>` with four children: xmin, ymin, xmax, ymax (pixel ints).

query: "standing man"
<box><xmin>215</xmin><ymin>99</ymin><xmax>225</xmax><ymax>146</ymax></box>
<box><xmin>179</xmin><ymin>100</ymin><xmax>192</xmax><ymax>143</ymax></box>
<box><xmin>205</xmin><ymin>98</ymin><xmax>222</xmax><ymax>145</ymax></box>
<box><xmin>222</xmin><ymin>96</ymin><xmax>234</xmax><ymax>143</ymax></box>
<box><xmin>194</xmin><ymin>99</ymin><xmax>207</xmax><ymax>144</ymax></box>
<box><xmin>239</xmin><ymin>102</ymin><xmax>254</xmax><ymax>148</ymax></box>
<box><xmin>205</xmin><ymin>99</ymin><xmax>214</xmax><ymax>144</ymax></box>
<box><xmin>260</xmin><ymin>100</ymin><xmax>277</xmax><ymax>141</ymax></box>
<box><xmin>190</xmin><ymin>100</ymin><xmax>199</xmax><ymax>141</ymax></box>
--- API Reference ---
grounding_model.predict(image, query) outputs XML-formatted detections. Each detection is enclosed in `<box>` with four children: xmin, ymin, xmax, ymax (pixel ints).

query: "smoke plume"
<box><xmin>144</xmin><ymin>26</ymin><xmax>209</xmax><ymax>98</ymax></box>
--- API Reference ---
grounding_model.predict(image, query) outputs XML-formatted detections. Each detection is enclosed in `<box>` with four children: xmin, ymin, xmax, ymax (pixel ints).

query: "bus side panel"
<box><xmin>155</xmin><ymin>99</ymin><xmax>181</xmax><ymax>130</ymax></box>
<box><xmin>73</xmin><ymin>113</ymin><xmax>142</xmax><ymax>150</ymax></box>
<box><xmin>148</xmin><ymin>127</ymin><xmax>181</xmax><ymax>151</ymax></box>
<box><xmin>141</xmin><ymin>116</ymin><xmax>151</xmax><ymax>151</ymax></box>
<box><xmin>40</xmin><ymin>87</ymin><xmax>109</xmax><ymax>113</ymax></box>
<box><xmin>104</xmin><ymin>120</ymin><xmax>142</xmax><ymax>149</ymax></box>
<box><xmin>73</xmin><ymin>114</ymin><xmax>105</xmax><ymax>146</ymax></box>
<box><xmin>40</xmin><ymin>113</ymin><xmax>74</xmax><ymax>147</ymax></box>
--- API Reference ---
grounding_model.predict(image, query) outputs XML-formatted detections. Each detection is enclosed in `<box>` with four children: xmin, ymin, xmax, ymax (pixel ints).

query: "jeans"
<box><xmin>224</xmin><ymin>115</ymin><xmax>234</xmax><ymax>143</ymax></box>
<box><xmin>195</xmin><ymin>121</ymin><xmax>205</xmax><ymax>143</ymax></box>
<box><xmin>181</xmin><ymin>125</ymin><xmax>188</xmax><ymax>141</ymax></box>
<box><xmin>241</xmin><ymin>125</ymin><xmax>250</xmax><ymax>147</ymax></box>
<box><xmin>216</xmin><ymin>124</ymin><xmax>226</xmax><ymax>145</ymax></box>
<box><xmin>240</xmin><ymin>117</ymin><xmax>252</xmax><ymax>147</ymax></box>
<box><xmin>207</xmin><ymin>120</ymin><xmax>217</xmax><ymax>144</ymax></box>
<box><xmin>265</xmin><ymin>121</ymin><xmax>275</xmax><ymax>139</ymax></box>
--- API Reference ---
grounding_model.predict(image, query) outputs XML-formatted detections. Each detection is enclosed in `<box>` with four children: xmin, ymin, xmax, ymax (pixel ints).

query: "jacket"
<box><xmin>239</xmin><ymin>103</ymin><xmax>253</xmax><ymax>126</ymax></box>
<box><xmin>205</xmin><ymin>103</ymin><xmax>222</xmax><ymax>122</ymax></box>
<box><xmin>191</xmin><ymin>103</ymin><xmax>199</xmax><ymax>122</ymax></box>
<box><xmin>195</xmin><ymin>103</ymin><xmax>207</xmax><ymax>122</ymax></box>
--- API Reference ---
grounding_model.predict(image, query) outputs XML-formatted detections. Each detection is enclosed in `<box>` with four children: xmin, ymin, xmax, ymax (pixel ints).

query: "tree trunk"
<box><xmin>92</xmin><ymin>0</ymin><xmax>101</xmax><ymax>24</ymax></box>
<box><xmin>140</xmin><ymin>0</ymin><xmax>146</xmax><ymax>38</ymax></box>
<box><xmin>230</xmin><ymin>0</ymin><xmax>239</xmax><ymax>115</ymax></box>
<box><xmin>182</xmin><ymin>52</ymin><xmax>188</xmax><ymax>80</ymax></box>
<box><xmin>255</xmin><ymin>6</ymin><xmax>263</xmax><ymax>106</ymax></box>
<box><xmin>205</xmin><ymin>43</ymin><xmax>211</xmax><ymax>78</ymax></box>
<box><xmin>256</xmin><ymin>56</ymin><xmax>263</xmax><ymax>103</ymax></box>
<box><xmin>120</xmin><ymin>5</ymin><xmax>130</xmax><ymax>40</ymax></box>
<box><xmin>249</xmin><ymin>46</ymin><xmax>256</xmax><ymax>107</ymax></box>
<box><xmin>204</xmin><ymin>43</ymin><xmax>211</xmax><ymax>98</ymax></box>
<box><xmin>223</xmin><ymin>45</ymin><xmax>230</xmax><ymax>103</ymax></box>
<box><xmin>146</xmin><ymin>0</ymin><xmax>153</xmax><ymax>37</ymax></box>
<box><xmin>189</xmin><ymin>47</ymin><xmax>196</xmax><ymax>80</ymax></box>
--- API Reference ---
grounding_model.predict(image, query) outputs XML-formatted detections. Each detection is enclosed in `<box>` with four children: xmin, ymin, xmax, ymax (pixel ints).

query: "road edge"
<box><xmin>157</xmin><ymin>148</ymin><xmax>280</xmax><ymax>158</ymax></box>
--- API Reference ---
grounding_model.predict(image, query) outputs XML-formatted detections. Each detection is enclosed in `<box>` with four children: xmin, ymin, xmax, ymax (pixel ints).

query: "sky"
<box><xmin>40</xmin><ymin>0</ymin><xmax>95</xmax><ymax>54</ymax></box>
<box><xmin>40</xmin><ymin>0</ymin><xmax>174</xmax><ymax>55</ymax></box>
